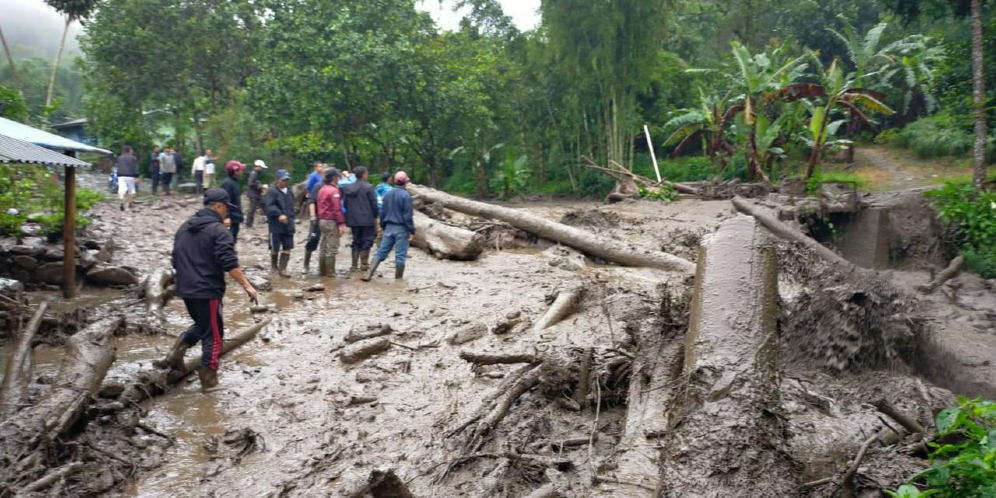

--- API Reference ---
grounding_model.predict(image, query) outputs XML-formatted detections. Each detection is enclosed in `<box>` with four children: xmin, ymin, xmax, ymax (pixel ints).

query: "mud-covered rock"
<box><xmin>543</xmin><ymin>245</ymin><xmax>585</xmax><ymax>272</ymax></box>
<box><xmin>448</xmin><ymin>322</ymin><xmax>487</xmax><ymax>345</ymax></box>
<box><xmin>340</xmin><ymin>337</ymin><xmax>391</xmax><ymax>364</ymax></box>
<box><xmin>34</xmin><ymin>262</ymin><xmax>64</xmax><ymax>284</ymax></box>
<box><xmin>86</xmin><ymin>265</ymin><xmax>140</xmax><ymax>287</ymax></box>
<box><xmin>558</xmin><ymin>209</ymin><xmax>621</xmax><ymax>229</ymax></box>
<box><xmin>12</xmin><ymin>255</ymin><xmax>38</xmax><ymax>270</ymax></box>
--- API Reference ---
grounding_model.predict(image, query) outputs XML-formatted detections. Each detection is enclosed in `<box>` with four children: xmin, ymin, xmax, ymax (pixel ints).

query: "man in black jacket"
<box><xmin>245</xmin><ymin>160</ymin><xmax>267</xmax><ymax>228</ymax></box>
<box><xmin>264</xmin><ymin>168</ymin><xmax>296</xmax><ymax>277</ymax></box>
<box><xmin>116</xmin><ymin>145</ymin><xmax>140</xmax><ymax>211</ymax></box>
<box><xmin>220</xmin><ymin>160</ymin><xmax>246</xmax><ymax>242</ymax></box>
<box><xmin>341</xmin><ymin>166</ymin><xmax>379</xmax><ymax>272</ymax></box>
<box><xmin>155</xmin><ymin>189</ymin><xmax>257</xmax><ymax>392</ymax></box>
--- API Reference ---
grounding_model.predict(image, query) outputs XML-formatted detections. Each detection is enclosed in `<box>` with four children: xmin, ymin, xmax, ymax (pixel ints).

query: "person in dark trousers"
<box><xmin>155</xmin><ymin>189</ymin><xmax>257</xmax><ymax>392</ymax></box>
<box><xmin>149</xmin><ymin>145</ymin><xmax>161</xmax><ymax>194</ymax></box>
<box><xmin>116</xmin><ymin>145</ymin><xmax>140</xmax><ymax>211</ymax></box>
<box><xmin>221</xmin><ymin>160</ymin><xmax>246</xmax><ymax>242</ymax></box>
<box><xmin>264</xmin><ymin>169</ymin><xmax>296</xmax><ymax>277</ymax></box>
<box><xmin>341</xmin><ymin>166</ymin><xmax>379</xmax><ymax>272</ymax></box>
<box><xmin>364</xmin><ymin>171</ymin><xmax>415</xmax><ymax>281</ymax></box>
<box><xmin>245</xmin><ymin>160</ymin><xmax>267</xmax><ymax>228</ymax></box>
<box><xmin>159</xmin><ymin>145</ymin><xmax>177</xmax><ymax>195</ymax></box>
<box><xmin>316</xmin><ymin>168</ymin><xmax>346</xmax><ymax>276</ymax></box>
<box><xmin>375</xmin><ymin>171</ymin><xmax>394</xmax><ymax>217</ymax></box>
<box><xmin>303</xmin><ymin>163</ymin><xmax>327</xmax><ymax>273</ymax></box>
<box><xmin>173</xmin><ymin>149</ymin><xmax>185</xmax><ymax>187</ymax></box>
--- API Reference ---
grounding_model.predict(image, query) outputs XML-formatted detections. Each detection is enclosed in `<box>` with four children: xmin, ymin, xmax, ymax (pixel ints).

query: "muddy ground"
<box><xmin>3</xmin><ymin>179</ymin><xmax>996</xmax><ymax>497</ymax></box>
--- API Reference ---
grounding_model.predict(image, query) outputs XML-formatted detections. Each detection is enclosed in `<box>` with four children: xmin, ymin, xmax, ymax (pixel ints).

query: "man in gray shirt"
<box><xmin>158</xmin><ymin>146</ymin><xmax>178</xmax><ymax>195</ymax></box>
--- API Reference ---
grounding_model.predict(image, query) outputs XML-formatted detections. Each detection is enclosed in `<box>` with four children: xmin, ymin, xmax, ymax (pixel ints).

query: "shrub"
<box><xmin>806</xmin><ymin>168</ymin><xmax>867</xmax><ymax>195</ymax></box>
<box><xmin>892</xmin><ymin>397</ymin><xmax>996</xmax><ymax>497</ymax></box>
<box><xmin>925</xmin><ymin>182</ymin><xmax>996</xmax><ymax>278</ymax></box>
<box><xmin>637</xmin><ymin>183</ymin><xmax>678</xmax><ymax>203</ymax></box>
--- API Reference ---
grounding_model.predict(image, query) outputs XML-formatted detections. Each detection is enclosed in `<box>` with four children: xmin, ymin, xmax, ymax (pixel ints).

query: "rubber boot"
<box><xmin>361</xmin><ymin>258</ymin><xmax>382</xmax><ymax>282</ymax></box>
<box><xmin>395</xmin><ymin>264</ymin><xmax>405</xmax><ymax>279</ymax></box>
<box><xmin>350</xmin><ymin>251</ymin><xmax>359</xmax><ymax>272</ymax></box>
<box><xmin>303</xmin><ymin>250</ymin><xmax>313</xmax><ymax>273</ymax></box>
<box><xmin>270</xmin><ymin>252</ymin><xmax>278</xmax><ymax>271</ymax></box>
<box><xmin>197</xmin><ymin>367</ymin><xmax>220</xmax><ymax>393</ymax></box>
<box><xmin>152</xmin><ymin>336</ymin><xmax>191</xmax><ymax>370</ymax></box>
<box><xmin>278</xmin><ymin>252</ymin><xmax>291</xmax><ymax>278</ymax></box>
<box><xmin>359</xmin><ymin>250</ymin><xmax>371</xmax><ymax>271</ymax></box>
<box><xmin>321</xmin><ymin>256</ymin><xmax>336</xmax><ymax>277</ymax></box>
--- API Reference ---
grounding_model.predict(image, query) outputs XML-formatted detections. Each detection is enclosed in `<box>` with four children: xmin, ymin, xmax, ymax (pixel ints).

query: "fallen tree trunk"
<box><xmin>533</xmin><ymin>286</ymin><xmax>584</xmax><ymax>332</ymax></box>
<box><xmin>412</xmin><ymin>211</ymin><xmax>486</xmax><ymax>260</ymax></box>
<box><xmin>116</xmin><ymin>318</ymin><xmax>271</xmax><ymax>405</ymax></box>
<box><xmin>660</xmin><ymin>215</ymin><xmax>796</xmax><ymax>496</ymax></box>
<box><xmin>0</xmin><ymin>300</ymin><xmax>48</xmax><ymax>420</ymax></box>
<box><xmin>141</xmin><ymin>268</ymin><xmax>175</xmax><ymax>321</ymax></box>
<box><xmin>918</xmin><ymin>255</ymin><xmax>964</xmax><ymax>293</ymax></box>
<box><xmin>0</xmin><ymin>316</ymin><xmax>123</xmax><ymax>486</ymax></box>
<box><xmin>732</xmin><ymin>196</ymin><xmax>856</xmax><ymax>270</ymax></box>
<box><xmin>409</xmin><ymin>185</ymin><xmax>695</xmax><ymax>273</ymax></box>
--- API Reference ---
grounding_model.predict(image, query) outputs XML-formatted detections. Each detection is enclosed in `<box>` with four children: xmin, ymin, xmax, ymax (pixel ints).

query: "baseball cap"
<box><xmin>203</xmin><ymin>188</ymin><xmax>236</xmax><ymax>208</ymax></box>
<box><xmin>254</xmin><ymin>159</ymin><xmax>267</xmax><ymax>169</ymax></box>
<box><xmin>225</xmin><ymin>160</ymin><xmax>246</xmax><ymax>174</ymax></box>
<box><xmin>394</xmin><ymin>171</ymin><xmax>409</xmax><ymax>185</ymax></box>
<box><xmin>276</xmin><ymin>169</ymin><xmax>291</xmax><ymax>181</ymax></box>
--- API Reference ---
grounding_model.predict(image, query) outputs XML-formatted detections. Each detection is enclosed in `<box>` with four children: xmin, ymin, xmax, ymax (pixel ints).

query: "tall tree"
<box><xmin>0</xmin><ymin>23</ymin><xmax>18</xmax><ymax>89</ymax></box>
<box><xmin>970</xmin><ymin>0</ymin><xmax>988</xmax><ymax>188</ymax></box>
<box><xmin>45</xmin><ymin>0</ymin><xmax>99</xmax><ymax>107</ymax></box>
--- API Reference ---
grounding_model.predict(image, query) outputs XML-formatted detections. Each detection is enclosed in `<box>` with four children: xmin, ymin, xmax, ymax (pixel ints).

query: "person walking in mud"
<box><xmin>302</xmin><ymin>162</ymin><xmax>327</xmax><ymax>272</ymax></box>
<box><xmin>148</xmin><ymin>145</ymin><xmax>161</xmax><ymax>195</ymax></box>
<box><xmin>264</xmin><ymin>169</ymin><xmax>296</xmax><ymax>277</ymax></box>
<box><xmin>342</xmin><ymin>166</ymin><xmax>379</xmax><ymax>272</ymax></box>
<box><xmin>245</xmin><ymin>160</ymin><xmax>267</xmax><ymax>228</ymax></box>
<box><xmin>363</xmin><ymin>171</ymin><xmax>414</xmax><ymax>281</ymax></box>
<box><xmin>116</xmin><ymin>145</ymin><xmax>140</xmax><ymax>211</ymax></box>
<box><xmin>154</xmin><ymin>188</ymin><xmax>257</xmax><ymax>392</ymax></box>
<box><xmin>158</xmin><ymin>145</ymin><xmax>177</xmax><ymax>195</ymax></box>
<box><xmin>316</xmin><ymin>168</ymin><xmax>346</xmax><ymax>276</ymax></box>
<box><xmin>221</xmin><ymin>160</ymin><xmax>246</xmax><ymax>242</ymax></box>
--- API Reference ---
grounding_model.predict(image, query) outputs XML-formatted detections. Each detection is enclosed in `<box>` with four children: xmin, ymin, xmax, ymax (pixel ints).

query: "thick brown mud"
<box><xmin>2</xmin><ymin>184</ymin><xmax>995</xmax><ymax>497</ymax></box>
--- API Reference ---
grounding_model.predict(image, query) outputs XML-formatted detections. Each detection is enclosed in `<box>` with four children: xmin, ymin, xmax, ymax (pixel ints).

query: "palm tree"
<box><xmin>880</xmin><ymin>35</ymin><xmax>944</xmax><ymax>124</ymax></box>
<box><xmin>0</xmin><ymin>22</ymin><xmax>18</xmax><ymax>88</ymax></box>
<box><xmin>662</xmin><ymin>89</ymin><xmax>736</xmax><ymax>166</ymax></box>
<box><xmin>827</xmin><ymin>18</ymin><xmax>891</xmax><ymax>88</ymax></box>
<box><xmin>45</xmin><ymin>0</ymin><xmax>99</xmax><ymax>108</ymax></box>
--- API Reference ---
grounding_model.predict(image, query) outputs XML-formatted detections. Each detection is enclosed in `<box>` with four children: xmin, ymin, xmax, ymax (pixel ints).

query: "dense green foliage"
<box><xmin>891</xmin><ymin>396</ymin><xmax>996</xmax><ymax>497</ymax></box>
<box><xmin>926</xmin><ymin>182</ymin><xmax>996</xmax><ymax>277</ymax></box>
<box><xmin>0</xmin><ymin>57</ymin><xmax>84</xmax><ymax>122</ymax></box>
<box><xmin>26</xmin><ymin>0</ymin><xmax>980</xmax><ymax>197</ymax></box>
<box><xmin>0</xmin><ymin>164</ymin><xmax>104</xmax><ymax>237</ymax></box>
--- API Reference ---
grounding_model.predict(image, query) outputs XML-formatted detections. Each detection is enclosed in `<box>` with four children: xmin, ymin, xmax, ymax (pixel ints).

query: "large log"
<box><xmin>409</xmin><ymin>185</ymin><xmax>695</xmax><ymax>273</ymax></box>
<box><xmin>117</xmin><ymin>318</ymin><xmax>271</xmax><ymax>405</ymax></box>
<box><xmin>532</xmin><ymin>286</ymin><xmax>584</xmax><ymax>332</ymax></box>
<box><xmin>141</xmin><ymin>268</ymin><xmax>175</xmax><ymax>321</ymax></box>
<box><xmin>0</xmin><ymin>300</ymin><xmax>48</xmax><ymax>420</ymax></box>
<box><xmin>0</xmin><ymin>316</ymin><xmax>123</xmax><ymax>484</ymax></box>
<box><xmin>731</xmin><ymin>196</ymin><xmax>855</xmax><ymax>269</ymax></box>
<box><xmin>412</xmin><ymin>211</ymin><xmax>486</xmax><ymax>260</ymax></box>
<box><xmin>660</xmin><ymin>215</ymin><xmax>796</xmax><ymax>496</ymax></box>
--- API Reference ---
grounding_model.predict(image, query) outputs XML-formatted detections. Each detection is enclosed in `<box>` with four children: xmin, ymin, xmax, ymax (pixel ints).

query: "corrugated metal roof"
<box><xmin>0</xmin><ymin>134</ymin><xmax>92</xmax><ymax>168</ymax></box>
<box><xmin>52</xmin><ymin>118</ymin><xmax>88</xmax><ymax>129</ymax></box>
<box><xmin>0</xmin><ymin>117</ymin><xmax>111</xmax><ymax>155</ymax></box>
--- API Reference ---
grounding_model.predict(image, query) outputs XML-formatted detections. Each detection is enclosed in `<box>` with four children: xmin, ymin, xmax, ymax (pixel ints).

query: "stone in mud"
<box><xmin>340</xmin><ymin>337</ymin><xmax>391</xmax><ymax>364</ymax></box>
<box><xmin>34</xmin><ymin>262</ymin><xmax>64</xmax><ymax>284</ymax></box>
<box><xmin>82</xmin><ymin>239</ymin><xmax>102</xmax><ymax>250</ymax></box>
<box><xmin>304</xmin><ymin>283</ymin><xmax>325</xmax><ymax>292</ymax></box>
<box><xmin>543</xmin><ymin>245</ymin><xmax>586</xmax><ymax>272</ymax></box>
<box><xmin>12</xmin><ymin>255</ymin><xmax>37</xmax><ymax>270</ymax></box>
<box><xmin>177</xmin><ymin>183</ymin><xmax>199</xmax><ymax>193</ymax></box>
<box><xmin>448</xmin><ymin>322</ymin><xmax>487</xmax><ymax>345</ymax></box>
<box><xmin>9</xmin><ymin>244</ymin><xmax>43</xmax><ymax>256</ymax></box>
<box><xmin>247</xmin><ymin>274</ymin><xmax>272</xmax><ymax>292</ymax></box>
<box><xmin>345</xmin><ymin>324</ymin><xmax>393</xmax><ymax>343</ymax></box>
<box><xmin>86</xmin><ymin>265</ymin><xmax>140</xmax><ymax>287</ymax></box>
<box><xmin>42</xmin><ymin>248</ymin><xmax>64</xmax><ymax>261</ymax></box>
<box><xmin>79</xmin><ymin>250</ymin><xmax>100</xmax><ymax>270</ymax></box>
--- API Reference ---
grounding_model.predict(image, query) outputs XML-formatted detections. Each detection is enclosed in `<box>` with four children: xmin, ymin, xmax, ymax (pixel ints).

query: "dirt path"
<box><xmin>849</xmin><ymin>147</ymin><xmax>966</xmax><ymax>191</ymax></box>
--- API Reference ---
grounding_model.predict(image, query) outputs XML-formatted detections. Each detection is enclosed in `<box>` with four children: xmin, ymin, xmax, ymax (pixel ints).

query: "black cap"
<box><xmin>203</xmin><ymin>188</ymin><xmax>236</xmax><ymax>208</ymax></box>
<box><xmin>324</xmin><ymin>168</ymin><xmax>341</xmax><ymax>183</ymax></box>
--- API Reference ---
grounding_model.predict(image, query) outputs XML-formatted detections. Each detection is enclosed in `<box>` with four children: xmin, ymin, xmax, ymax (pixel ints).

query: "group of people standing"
<box><xmin>156</xmin><ymin>153</ymin><xmax>415</xmax><ymax>392</ymax></box>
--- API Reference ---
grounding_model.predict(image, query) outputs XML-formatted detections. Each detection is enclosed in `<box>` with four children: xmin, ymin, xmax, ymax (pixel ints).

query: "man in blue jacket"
<box><xmin>155</xmin><ymin>189</ymin><xmax>257</xmax><ymax>392</ymax></box>
<box><xmin>363</xmin><ymin>171</ymin><xmax>415</xmax><ymax>281</ymax></box>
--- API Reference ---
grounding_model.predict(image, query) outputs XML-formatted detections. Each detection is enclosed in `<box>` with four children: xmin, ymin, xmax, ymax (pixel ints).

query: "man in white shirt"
<box><xmin>204</xmin><ymin>150</ymin><xmax>216</xmax><ymax>189</ymax></box>
<box><xmin>191</xmin><ymin>150</ymin><xmax>211</xmax><ymax>193</ymax></box>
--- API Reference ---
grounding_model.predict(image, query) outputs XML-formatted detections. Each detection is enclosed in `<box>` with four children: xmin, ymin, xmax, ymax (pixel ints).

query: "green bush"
<box><xmin>925</xmin><ymin>182</ymin><xmax>996</xmax><ymax>278</ymax></box>
<box><xmin>637</xmin><ymin>183</ymin><xmax>678</xmax><ymax>203</ymax></box>
<box><xmin>895</xmin><ymin>116</ymin><xmax>973</xmax><ymax>159</ymax></box>
<box><xmin>893</xmin><ymin>397</ymin><xmax>996</xmax><ymax>497</ymax></box>
<box><xmin>0</xmin><ymin>164</ymin><xmax>104</xmax><ymax>236</ymax></box>
<box><xmin>806</xmin><ymin>168</ymin><xmax>867</xmax><ymax>195</ymax></box>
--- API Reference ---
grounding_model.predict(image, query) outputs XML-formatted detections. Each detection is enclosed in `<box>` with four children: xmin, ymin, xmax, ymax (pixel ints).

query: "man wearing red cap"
<box><xmin>221</xmin><ymin>160</ymin><xmax>246</xmax><ymax>242</ymax></box>
<box><xmin>363</xmin><ymin>171</ymin><xmax>415</xmax><ymax>280</ymax></box>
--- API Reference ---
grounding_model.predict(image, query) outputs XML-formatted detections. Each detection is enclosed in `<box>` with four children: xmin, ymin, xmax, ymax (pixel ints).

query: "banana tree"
<box><xmin>728</xmin><ymin>41</ymin><xmax>810</xmax><ymax>183</ymax></box>
<box><xmin>791</xmin><ymin>57</ymin><xmax>895</xmax><ymax>178</ymax></box>
<box><xmin>662</xmin><ymin>88</ymin><xmax>736</xmax><ymax>167</ymax></box>
<box><xmin>827</xmin><ymin>18</ymin><xmax>892</xmax><ymax>87</ymax></box>
<box><xmin>879</xmin><ymin>35</ymin><xmax>944</xmax><ymax>125</ymax></box>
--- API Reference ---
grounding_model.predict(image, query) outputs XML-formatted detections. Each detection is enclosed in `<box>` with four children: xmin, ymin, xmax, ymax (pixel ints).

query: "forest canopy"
<box><xmin>0</xmin><ymin>0</ymin><xmax>992</xmax><ymax>196</ymax></box>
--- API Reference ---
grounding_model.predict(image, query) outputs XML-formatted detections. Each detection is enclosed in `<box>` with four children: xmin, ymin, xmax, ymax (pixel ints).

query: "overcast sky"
<box><xmin>417</xmin><ymin>0</ymin><xmax>540</xmax><ymax>31</ymax></box>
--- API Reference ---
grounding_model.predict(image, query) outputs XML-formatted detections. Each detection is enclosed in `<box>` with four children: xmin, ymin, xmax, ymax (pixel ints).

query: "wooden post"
<box><xmin>62</xmin><ymin>162</ymin><xmax>76</xmax><ymax>299</ymax></box>
<box><xmin>643</xmin><ymin>124</ymin><xmax>661</xmax><ymax>183</ymax></box>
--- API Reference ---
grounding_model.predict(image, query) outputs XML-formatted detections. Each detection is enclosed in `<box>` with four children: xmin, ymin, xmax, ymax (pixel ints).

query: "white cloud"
<box><xmin>417</xmin><ymin>0</ymin><xmax>540</xmax><ymax>32</ymax></box>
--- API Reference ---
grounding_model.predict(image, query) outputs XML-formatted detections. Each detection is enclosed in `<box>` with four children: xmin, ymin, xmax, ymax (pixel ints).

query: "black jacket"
<box><xmin>380</xmin><ymin>187</ymin><xmax>415</xmax><ymax>234</ymax></box>
<box><xmin>116</xmin><ymin>153</ymin><xmax>139</xmax><ymax>177</ymax></box>
<box><xmin>221</xmin><ymin>175</ymin><xmax>244</xmax><ymax>223</ymax></box>
<box><xmin>247</xmin><ymin>169</ymin><xmax>263</xmax><ymax>199</ymax></box>
<box><xmin>342</xmin><ymin>180</ymin><xmax>378</xmax><ymax>227</ymax></box>
<box><xmin>264</xmin><ymin>185</ymin><xmax>296</xmax><ymax>234</ymax></box>
<box><xmin>172</xmin><ymin>209</ymin><xmax>239</xmax><ymax>299</ymax></box>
